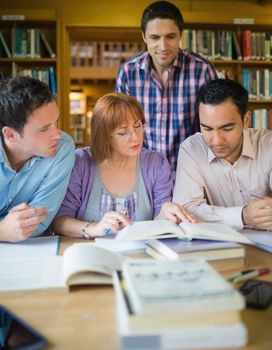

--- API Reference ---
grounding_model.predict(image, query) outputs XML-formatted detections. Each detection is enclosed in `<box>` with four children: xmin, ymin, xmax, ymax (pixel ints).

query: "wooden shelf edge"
<box><xmin>0</xmin><ymin>9</ymin><xmax>56</xmax><ymax>21</ymax></box>
<box><xmin>70</xmin><ymin>66</ymin><xmax>118</xmax><ymax>80</ymax></box>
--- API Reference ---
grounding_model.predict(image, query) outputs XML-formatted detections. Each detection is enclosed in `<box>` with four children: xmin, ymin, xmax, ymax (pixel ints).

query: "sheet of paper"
<box><xmin>243</xmin><ymin>229</ymin><xmax>272</xmax><ymax>249</ymax></box>
<box><xmin>0</xmin><ymin>235</ymin><xmax>59</xmax><ymax>261</ymax></box>
<box><xmin>95</xmin><ymin>236</ymin><xmax>146</xmax><ymax>253</ymax></box>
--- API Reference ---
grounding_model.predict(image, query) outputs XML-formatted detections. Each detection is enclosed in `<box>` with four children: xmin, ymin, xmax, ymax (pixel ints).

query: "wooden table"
<box><xmin>1</xmin><ymin>237</ymin><xmax>272</xmax><ymax>350</ymax></box>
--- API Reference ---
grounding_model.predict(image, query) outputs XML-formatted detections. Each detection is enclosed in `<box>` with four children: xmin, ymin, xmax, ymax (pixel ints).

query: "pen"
<box><xmin>116</xmin><ymin>270</ymin><xmax>133</xmax><ymax>314</ymax></box>
<box><xmin>232</xmin><ymin>267</ymin><xmax>270</xmax><ymax>284</ymax></box>
<box><xmin>250</xmin><ymin>194</ymin><xmax>263</xmax><ymax>200</ymax></box>
<box><xmin>225</xmin><ymin>269</ymin><xmax>254</xmax><ymax>281</ymax></box>
<box><xmin>104</xmin><ymin>207</ymin><xmax>128</xmax><ymax>236</ymax></box>
<box><xmin>243</xmin><ymin>193</ymin><xmax>272</xmax><ymax>209</ymax></box>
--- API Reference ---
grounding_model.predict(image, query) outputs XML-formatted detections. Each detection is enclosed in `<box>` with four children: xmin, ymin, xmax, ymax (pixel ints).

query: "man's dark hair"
<box><xmin>0</xmin><ymin>76</ymin><xmax>55</xmax><ymax>135</ymax></box>
<box><xmin>141</xmin><ymin>1</ymin><xmax>184</xmax><ymax>35</ymax></box>
<box><xmin>197</xmin><ymin>79</ymin><xmax>249</xmax><ymax>120</ymax></box>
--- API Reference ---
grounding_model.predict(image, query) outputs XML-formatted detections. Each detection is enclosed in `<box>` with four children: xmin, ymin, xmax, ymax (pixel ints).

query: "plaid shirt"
<box><xmin>115</xmin><ymin>49</ymin><xmax>217</xmax><ymax>176</ymax></box>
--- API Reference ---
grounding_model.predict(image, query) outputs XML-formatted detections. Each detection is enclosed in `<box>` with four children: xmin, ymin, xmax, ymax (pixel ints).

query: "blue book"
<box><xmin>49</xmin><ymin>66</ymin><xmax>57</xmax><ymax>95</ymax></box>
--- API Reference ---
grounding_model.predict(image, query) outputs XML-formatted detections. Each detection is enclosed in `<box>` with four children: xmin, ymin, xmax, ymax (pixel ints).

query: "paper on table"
<box><xmin>0</xmin><ymin>235</ymin><xmax>59</xmax><ymax>261</ymax></box>
<box><xmin>243</xmin><ymin>229</ymin><xmax>272</xmax><ymax>252</ymax></box>
<box><xmin>95</xmin><ymin>236</ymin><xmax>146</xmax><ymax>253</ymax></box>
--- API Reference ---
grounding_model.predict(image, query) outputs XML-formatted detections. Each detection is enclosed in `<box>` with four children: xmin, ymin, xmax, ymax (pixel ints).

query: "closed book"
<box><xmin>118</xmin><ymin>323</ymin><xmax>248</xmax><ymax>350</ymax></box>
<box><xmin>49</xmin><ymin>66</ymin><xmax>57</xmax><ymax>95</ymax></box>
<box><xmin>243</xmin><ymin>30</ymin><xmax>251</xmax><ymax>60</ymax></box>
<box><xmin>113</xmin><ymin>271</ymin><xmax>242</xmax><ymax>332</ymax></box>
<box><xmin>145</xmin><ymin>244</ymin><xmax>247</xmax><ymax>273</ymax></box>
<box><xmin>146</xmin><ymin>238</ymin><xmax>245</xmax><ymax>261</ymax></box>
<box><xmin>40</xmin><ymin>30</ymin><xmax>56</xmax><ymax>58</ymax></box>
<box><xmin>114</xmin><ymin>270</ymin><xmax>248</xmax><ymax>349</ymax></box>
<box><xmin>232</xmin><ymin>31</ymin><xmax>242</xmax><ymax>60</ymax></box>
<box><xmin>122</xmin><ymin>259</ymin><xmax>245</xmax><ymax>316</ymax></box>
<box><xmin>0</xmin><ymin>30</ymin><xmax>11</xmax><ymax>58</ymax></box>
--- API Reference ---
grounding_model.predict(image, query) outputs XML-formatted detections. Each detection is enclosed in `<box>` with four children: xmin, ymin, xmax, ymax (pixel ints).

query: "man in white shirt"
<box><xmin>173</xmin><ymin>78</ymin><xmax>272</xmax><ymax>230</ymax></box>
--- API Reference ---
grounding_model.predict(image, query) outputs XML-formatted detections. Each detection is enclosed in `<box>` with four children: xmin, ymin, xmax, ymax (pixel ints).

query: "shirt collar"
<box><xmin>0</xmin><ymin>137</ymin><xmax>9</xmax><ymax>165</ymax></box>
<box><xmin>241</xmin><ymin>128</ymin><xmax>255</xmax><ymax>159</ymax></box>
<box><xmin>0</xmin><ymin>137</ymin><xmax>39</xmax><ymax>169</ymax></box>
<box><xmin>207</xmin><ymin>128</ymin><xmax>255</xmax><ymax>164</ymax></box>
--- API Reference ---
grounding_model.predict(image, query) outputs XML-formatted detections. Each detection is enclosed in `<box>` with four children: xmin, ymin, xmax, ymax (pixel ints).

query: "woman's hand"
<box><xmin>156</xmin><ymin>202</ymin><xmax>197</xmax><ymax>224</ymax></box>
<box><xmin>86</xmin><ymin>211</ymin><xmax>131</xmax><ymax>237</ymax></box>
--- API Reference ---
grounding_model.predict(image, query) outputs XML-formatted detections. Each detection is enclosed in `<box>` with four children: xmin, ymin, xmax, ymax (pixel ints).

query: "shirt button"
<box><xmin>161</xmin><ymin>137</ymin><xmax>165</xmax><ymax>141</ymax></box>
<box><xmin>9</xmin><ymin>198</ymin><xmax>12</xmax><ymax>203</ymax></box>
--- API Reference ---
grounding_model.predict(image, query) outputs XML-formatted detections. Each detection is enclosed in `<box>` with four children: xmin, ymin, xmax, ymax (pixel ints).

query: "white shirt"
<box><xmin>173</xmin><ymin>128</ymin><xmax>272</xmax><ymax>230</ymax></box>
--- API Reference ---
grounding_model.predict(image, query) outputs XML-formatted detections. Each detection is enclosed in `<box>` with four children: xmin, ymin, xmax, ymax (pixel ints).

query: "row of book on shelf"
<box><xmin>69</xmin><ymin>30</ymin><xmax>272</xmax><ymax>65</ymax></box>
<box><xmin>70</xmin><ymin>41</ymin><xmax>146</xmax><ymax>68</ymax></box>
<box><xmin>0</xmin><ymin>28</ymin><xmax>56</xmax><ymax>58</ymax></box>
<box><xmin>11</xmin><ymin>64</ymin><xmax>57</xmax><ymax>96</ymax></box>
<box><xmin>242</xmin><ymin>68</ymin><xmax>272</xmax><ymax>100</ymax></box>
<box><xmin>251</xmin><ymin>108</ymin><xmax>272</xmax><ymax>129</ymax></box>
<box><xmin>182</xmin><ymin>29</ymin><xmax>272</xmax><ymax>61</ymax></box>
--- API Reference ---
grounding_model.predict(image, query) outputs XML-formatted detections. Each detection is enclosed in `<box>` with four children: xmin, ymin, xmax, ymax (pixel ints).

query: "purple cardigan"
<box><xmin>56</xmin><ymin>147</ymin><xmax>172</xmax><ymax>220</ymax></box>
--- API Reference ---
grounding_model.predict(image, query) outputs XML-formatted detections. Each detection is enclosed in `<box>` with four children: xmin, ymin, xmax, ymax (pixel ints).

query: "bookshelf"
<box><xmin>0</xmin><ymin>9</ymin><xmax>58</xmax><ymax>97</ymax></box>
<box><xmin>66</xmin><ymin>27</ymin><xmax>144</xmax><ymax>144</ymax></box>
<box><xmin>62</xmin><ymin>13</ymin><xmax>272</xmax><ymax>145</ymax></box>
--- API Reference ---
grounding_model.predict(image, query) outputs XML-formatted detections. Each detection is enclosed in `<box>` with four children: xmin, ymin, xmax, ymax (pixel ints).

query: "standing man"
<box><xmin>115</xmin><ymin>1</ymin><xmax>217</xmax><ymax>175</ymax></box>
<box><xmin>173</xmin><ymin>78</ymin><xmax>272</xmax><ymax>230</ymax></box>
<box><xmin>0</xmin><ymin>76</ymin><xmax>75</xmax><ymax>242</ymax></box>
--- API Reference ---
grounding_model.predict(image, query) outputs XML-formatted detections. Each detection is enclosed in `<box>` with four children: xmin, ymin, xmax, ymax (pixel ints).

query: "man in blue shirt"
<box><xmin>0</xmin><ymin>76</ymin><xmax>75</xmax><ymax>242</ymax></box>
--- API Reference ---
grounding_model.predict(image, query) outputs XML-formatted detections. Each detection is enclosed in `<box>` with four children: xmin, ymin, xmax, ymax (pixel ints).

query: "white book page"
<box><xmin>0</xmin><ymin>236</ymin><xmax>59</xmax><ymax>261</ymax></box>
<box><xmin>0</xmin><ymin>256</ymin><xmax>64</xmax><ymax>292</ymax></box>
<box><xmin>123</xmin><ymin>259</ymin><xmax>243</xmax><ymax>314</ymax></box>
<box><xmin>63</xmin><ymin>243</ymin><xmax>123</xmax><ymax>284</ymax></box>
<box><xmin>242</xmin><ymin>228</ymin><xmax>272</xmax><ymax>248</ymax></box>
<box><xmin>179</xmin><ymin>222</ymin><xmax>253</xmax><ymax>244</ymax></box>
<box><xmin>115</xmin><ymin>220</ymin><xmax>184</xmax><ymax>241</ymax></box>
<box><xmin>95</xmin><ymin>236</ymin><xmax>146</xmax><ymax>253</ymax></box>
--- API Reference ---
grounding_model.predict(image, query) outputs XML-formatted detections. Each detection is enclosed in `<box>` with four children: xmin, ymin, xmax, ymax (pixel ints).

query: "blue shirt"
<box><xmin>0</xmin><ymin>131</ymin><xmax>75</xmax><ymax>236</ymax></box>
<box><xmin>115</xmin><ymin>49</ymin><xmax>217</xmax><ymax>175</ymax></box>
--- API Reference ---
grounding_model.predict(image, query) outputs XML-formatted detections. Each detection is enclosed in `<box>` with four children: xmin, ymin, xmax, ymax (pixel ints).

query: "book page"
<box><xmin>95</xmin><ymin>236</ymin><xmax>146</xmax><ymax>253</ymax></box>
<box><xmin>123</xmin><ymin>259</ymin><xmax>244</xmax><ymax>315</ymax></box>
<box><xmin>115</xmin><ymin>220</ymin><xmax>184</xmax><ymax>241</ymax></box>
<box><xmin>0</xmin><ymin>236</ymin><xmax>59</xmax><ymax>262</ymax></box>
<box><xmin>63</xmin><ymin>243</ymin><xmax>123</xmax><ymax>285</ymax></box>
<box><xmin>179</xmin><ymin>222</ymin><xmax>253</xmax><ymax>245</ymax></box>
<box><xmin>0</xmin><ymin>256</ymin><xmax>64</xmax><ymax>293</ymax></box>
<box><xmin>243</xmin><ymin>229</ymin><xmax>272</xmax><ymax>247</ymax></box>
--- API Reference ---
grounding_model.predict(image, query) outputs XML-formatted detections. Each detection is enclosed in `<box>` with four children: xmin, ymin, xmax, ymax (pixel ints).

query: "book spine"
<box><xmin>40</xmin><ymin>30</ymin><xmax>56</xmax><ymax>58</ymax></box>
<box><xmin>49</xmin><ymin>66</ymin><xmax>57</xmax><ymax>96</ymax></box>
<box><xmin>0</xmin><ymin>30</ymin><xmax>11</xmax><ymax>58</ymax></box>
<box><xmin>243</xmin><ymin>30</ymin><xmax>251</xmax><ymax>60</ymax></box>
<box><xmin>232</xmin><ymin>32</ymin><xmax>242</xmax><ymax>60</ymax></box>
<box><xmin>120</xmin><ymin>323</ymin><xmax>247</xmax><ymax>350</ymax></box>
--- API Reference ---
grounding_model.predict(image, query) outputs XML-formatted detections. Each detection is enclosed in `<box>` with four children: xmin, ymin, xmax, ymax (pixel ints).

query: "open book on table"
<box><xmin>115</xmin><ymin>220</ymin><xmax>253</xmax><ymax>245</ymax></box>
<box><xmin>0</xmin><ymin>243</ymin><xmax>124</xmax><ymax>295</ymax></box>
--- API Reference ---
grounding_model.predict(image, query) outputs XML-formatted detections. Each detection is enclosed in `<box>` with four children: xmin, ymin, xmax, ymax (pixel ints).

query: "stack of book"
<box><xmin>145</xmin><ymin>238</ymin><xmax>247</xmax><ymax>272</ymax></box>
<box><xmin>114</xmin><ymin>259</ymin><xmax>248</xmax><ymax>350</ymax></box>
<box><xmin>115</xmin><ymin>220</ymin><xmax>252</xmax><ymax>272</ymax></box>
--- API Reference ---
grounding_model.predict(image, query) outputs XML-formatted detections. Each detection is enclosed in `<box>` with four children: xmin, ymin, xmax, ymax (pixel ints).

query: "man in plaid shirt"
<box><xmin>115</xmin><ymin>1</ymin><xmax>217</xmax><ymax>177</ymax></box>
